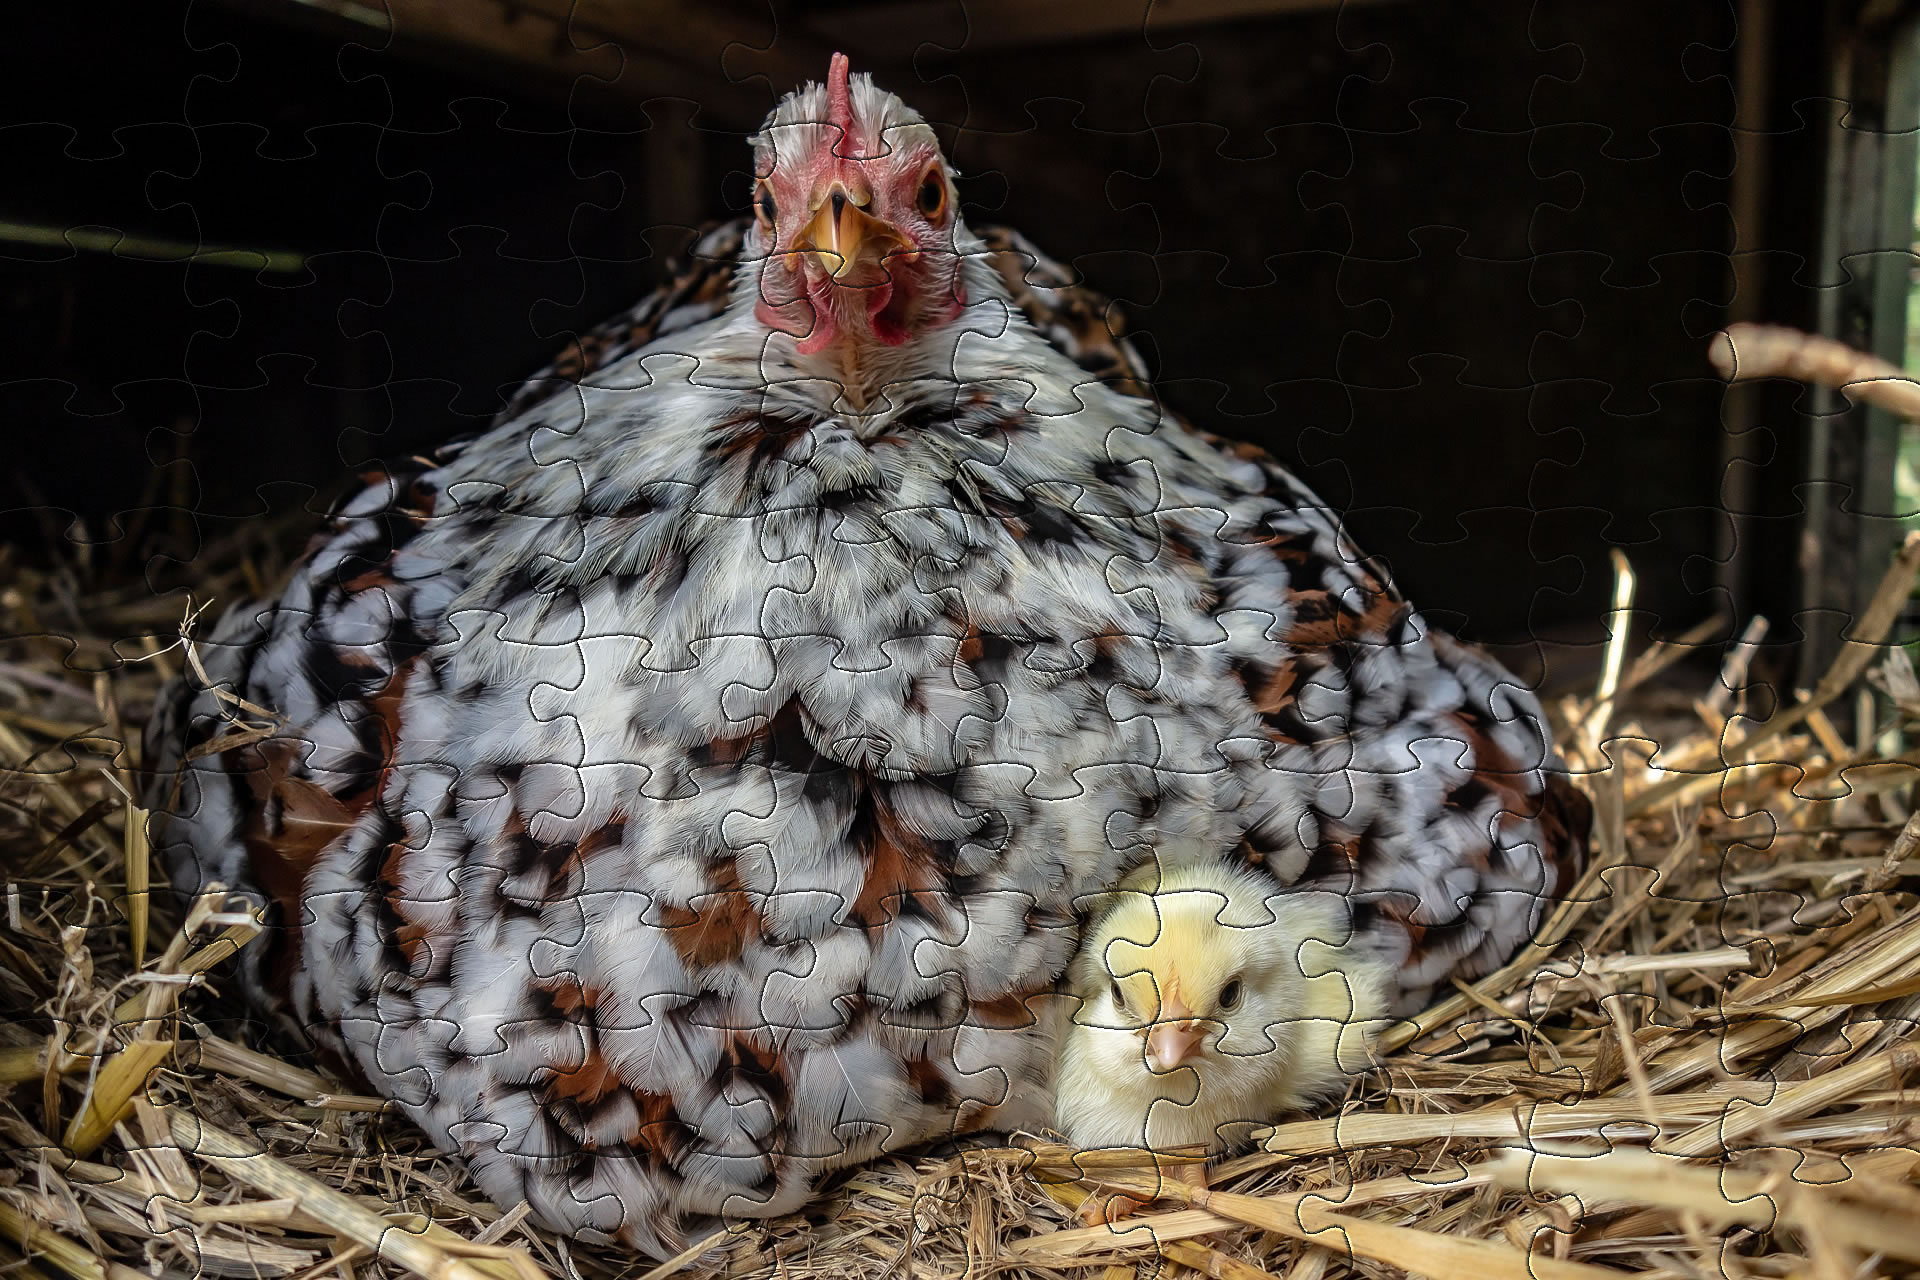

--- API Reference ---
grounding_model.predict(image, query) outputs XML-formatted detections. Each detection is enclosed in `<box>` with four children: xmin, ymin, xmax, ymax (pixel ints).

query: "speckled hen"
<box><xmin>145</xmin><ymin>53</ymin><xmax>1591</xmax><ymax>1261</ymax></box>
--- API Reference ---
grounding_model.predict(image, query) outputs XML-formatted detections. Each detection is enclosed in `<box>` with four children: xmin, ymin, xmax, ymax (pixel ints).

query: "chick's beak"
<box><xmin>797</xmin><ymin>185</ymin><xmax>911</xmax><ymax>281</ymax></box>
<box><xmin>1144</xmin><ymin>997</ymin><xmax>1207</xmax><ymax>1073</ymax></box>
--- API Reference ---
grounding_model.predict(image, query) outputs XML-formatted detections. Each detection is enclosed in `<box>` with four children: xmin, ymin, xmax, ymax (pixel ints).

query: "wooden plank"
<box><xmin>815</xmin><ymin>0</ymin><xmax>1393</xmax><ymax>55</ymax></box>
<box><xmin>1798</xmin><ymin>8</ymin><xmax>1920</xmax><ymax>693</ymax></box>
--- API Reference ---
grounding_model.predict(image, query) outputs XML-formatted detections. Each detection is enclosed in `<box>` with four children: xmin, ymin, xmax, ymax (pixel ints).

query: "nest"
<box><xmin>4</xmin><ymin>323</ymin><xmax>1920</xmax><ymax>1280</ymax></box>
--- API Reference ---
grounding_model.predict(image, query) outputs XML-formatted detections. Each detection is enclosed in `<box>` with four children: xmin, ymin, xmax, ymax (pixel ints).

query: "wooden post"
<box><xmin>1798</xmin><ymin>5</ymin><xmax>1920</xmax><ymax>704</ymax></box>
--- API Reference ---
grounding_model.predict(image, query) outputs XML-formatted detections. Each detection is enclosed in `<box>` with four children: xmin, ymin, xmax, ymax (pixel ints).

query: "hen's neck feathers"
<box><xmin>724</xmin><ymin>223</ymin><xmax>1044</xmax><ymax>414</ymax></box>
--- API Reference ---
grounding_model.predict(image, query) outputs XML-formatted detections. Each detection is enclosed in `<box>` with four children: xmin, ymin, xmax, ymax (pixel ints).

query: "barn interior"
<box><xmin>8</xmin><ymin>7</ymin><xmax>1920</xmax><ymax>1280</ymax></box>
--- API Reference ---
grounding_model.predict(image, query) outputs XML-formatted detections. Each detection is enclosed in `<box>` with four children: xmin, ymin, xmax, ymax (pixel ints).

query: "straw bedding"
<box><xmin>2</xmin><ymin>323</ymin><xmax>1917</xmax><ymax>1280</ymax></box>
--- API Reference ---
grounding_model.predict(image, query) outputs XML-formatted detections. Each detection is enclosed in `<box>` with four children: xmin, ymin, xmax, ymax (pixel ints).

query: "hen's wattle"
<box><xmin>145</xmin><ymin>58</ymin><xmax>1591</xmax><ymax>1262</ymax></box>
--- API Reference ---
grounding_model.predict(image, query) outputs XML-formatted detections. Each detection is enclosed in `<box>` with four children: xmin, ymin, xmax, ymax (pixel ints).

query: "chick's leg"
<box><xmin>1077</xmin><ymin>1159</ymin><xmax>1206</xmax><ymax>1226</ymax></box>
<box><xmin>1079</xmin><ymin>1190</ymin><xmax>1147</xmax><ymax>1226</ymax></box>
<box><xmin>1172</xmin><ymin>1159</ymin><xmax>1209</xmax><ymax>1191</ymax></box>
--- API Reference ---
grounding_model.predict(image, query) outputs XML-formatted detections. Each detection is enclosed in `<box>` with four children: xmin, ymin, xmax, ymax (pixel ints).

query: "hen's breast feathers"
<box><xmin>494</xmin><ymin>220</ymin><xmax>1156</xmax><ymax>430</ymax></box>
<box><xmin>144</xmin><ymin>223</ymin><xmax>1588</xmax><ymax>1258</ymax></box>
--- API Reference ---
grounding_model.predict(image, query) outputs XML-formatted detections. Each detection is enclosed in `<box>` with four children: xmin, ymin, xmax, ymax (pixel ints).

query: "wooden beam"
<box><xmin>223</xmin><ymin>0</ymin><xmax>1385</xmax><ymax>119</ymax></box>
<box><xmin>813</xmin><ymin>0</ymin><xmax>1396</xmax><ymax>56</ymax></box>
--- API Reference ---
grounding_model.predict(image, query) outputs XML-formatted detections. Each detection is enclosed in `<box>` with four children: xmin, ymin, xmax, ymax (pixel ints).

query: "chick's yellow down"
<box><xmin>1053</xmin><ymin>860</ymin><xmax>1392</xmax><ymax>1158</ymax></box>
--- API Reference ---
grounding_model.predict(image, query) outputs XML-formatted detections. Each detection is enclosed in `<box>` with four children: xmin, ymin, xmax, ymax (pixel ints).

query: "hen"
<box><xmin>145</xmin><ymin>54</ymin><xmax>1591</xmax><ymax>1260</ymax></box>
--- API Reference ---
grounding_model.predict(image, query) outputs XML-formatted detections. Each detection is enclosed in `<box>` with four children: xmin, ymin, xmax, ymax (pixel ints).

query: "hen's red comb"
<box><xmin>827</xmin><ymin>51</ymin><xmax>854</xmax><ymax>153</ymax></box>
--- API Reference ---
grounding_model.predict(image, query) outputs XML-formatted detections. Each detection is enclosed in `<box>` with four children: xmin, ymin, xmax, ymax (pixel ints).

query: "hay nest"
<box><xmin>4</xmin><ymin>322</ymin><xmax>1920</xmax><ymax>1280</ymax></box>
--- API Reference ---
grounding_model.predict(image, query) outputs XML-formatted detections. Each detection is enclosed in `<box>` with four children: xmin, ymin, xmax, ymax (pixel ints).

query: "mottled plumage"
<box><xmin>145</xmin><ymin>59</ymin><xmax>1590</xmax><ymax>1262</ymax></box>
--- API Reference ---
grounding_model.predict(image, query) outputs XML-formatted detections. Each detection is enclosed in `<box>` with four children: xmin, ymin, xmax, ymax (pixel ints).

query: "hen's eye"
<box><xmin>1108</xmin><ymin>980</ymin><xmax>1127</xmax><ymax>1011</ymax></box>
<box><xmin>917</xmin><ymin>170</ymin><xmax>946</xmax><ymax>220</ymax></box>
<box><xmin>1218</xmin><ymin>979</ymin><xmax>1243</xmax><ymax>1011</ymax></box>
<box><xmin>755</xmin><ymin>184</ymin><xmax>777</xmax><ymax>230</ymax></box>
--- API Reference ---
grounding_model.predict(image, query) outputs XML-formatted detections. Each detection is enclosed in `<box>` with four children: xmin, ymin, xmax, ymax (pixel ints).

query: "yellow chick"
<box><xmin>1053</xmin><ymin>859</ymin><xmax>1392</xmax><ymax>1189</ymax></box>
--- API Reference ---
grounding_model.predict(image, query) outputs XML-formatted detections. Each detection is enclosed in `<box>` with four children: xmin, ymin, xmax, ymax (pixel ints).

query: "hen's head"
<box><xmin>748</xmin><ymin>53</ymin><xmax>968</xmax><ymax>355</ymax></box>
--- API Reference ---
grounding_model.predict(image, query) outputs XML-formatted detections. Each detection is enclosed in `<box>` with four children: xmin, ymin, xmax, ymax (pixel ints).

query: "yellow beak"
<box><xmin>797</xmin><ymin>188</ymin><xmax>910</xmax><ymax>281</ymax></box>
<box><xmin>1144</xmin><ymin>997</ymin><xmax>1206</xmax><ymax>1072</ymax></box>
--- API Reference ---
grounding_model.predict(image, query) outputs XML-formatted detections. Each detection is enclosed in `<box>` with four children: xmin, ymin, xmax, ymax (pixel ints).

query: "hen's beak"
<box><xmin>797</xmin><ymin>186</ymin><xmax>911</xmax><ymax>281</ymax></box>
<box><xmin>1144</xmin><ymin>997</ymin><xmax>1206</xmax><ymax>1073</ymax></box>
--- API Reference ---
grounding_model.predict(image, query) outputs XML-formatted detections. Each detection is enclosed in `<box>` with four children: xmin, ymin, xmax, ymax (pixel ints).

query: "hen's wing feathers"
<box><xmin>144</xmin><ymin>464</ymin><xmax>444</xmax><ymax>1052</ymax></box>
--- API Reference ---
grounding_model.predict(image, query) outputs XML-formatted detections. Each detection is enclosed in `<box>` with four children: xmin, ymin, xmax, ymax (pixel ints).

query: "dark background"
<box><xmin>0</xmin><ymin>0</ymin><xmax>1862</xmax><ymax>685</ymax></box>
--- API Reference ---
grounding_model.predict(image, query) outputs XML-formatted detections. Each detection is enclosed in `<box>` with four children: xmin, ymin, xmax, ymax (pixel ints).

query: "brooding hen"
<box><xmin>145</xmin><ymin>54</ymin><xmax>1591</xmax><ymax>1260</ymax></box>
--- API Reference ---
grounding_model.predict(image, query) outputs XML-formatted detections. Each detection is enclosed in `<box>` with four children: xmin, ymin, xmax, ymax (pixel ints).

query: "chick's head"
<box><xmin>1055</xmin><ymin>860</ymin><xmax>1390</xmax><ymax>1153</ymax></box>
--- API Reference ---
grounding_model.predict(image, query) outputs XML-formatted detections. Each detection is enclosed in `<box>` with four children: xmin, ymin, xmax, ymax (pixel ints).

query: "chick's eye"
<box><xmin>755</xmin><ymin>185</ymin><xmax>777</xmax><ymax>229</ymax></box>
<box><xmin>917</xmin><ymin>170</ymin><xmax>946</xmax><ymax>219</ymax></box>
<box><xmin>1108</xmin><ymin>980</ymin><xmax>1127</xmax><ymax>1011</ymax></box>
<box><xmin>1218</xmin><ymin>979</ymin><xmax>1243</xmax><ymax>1011</ymax></box>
